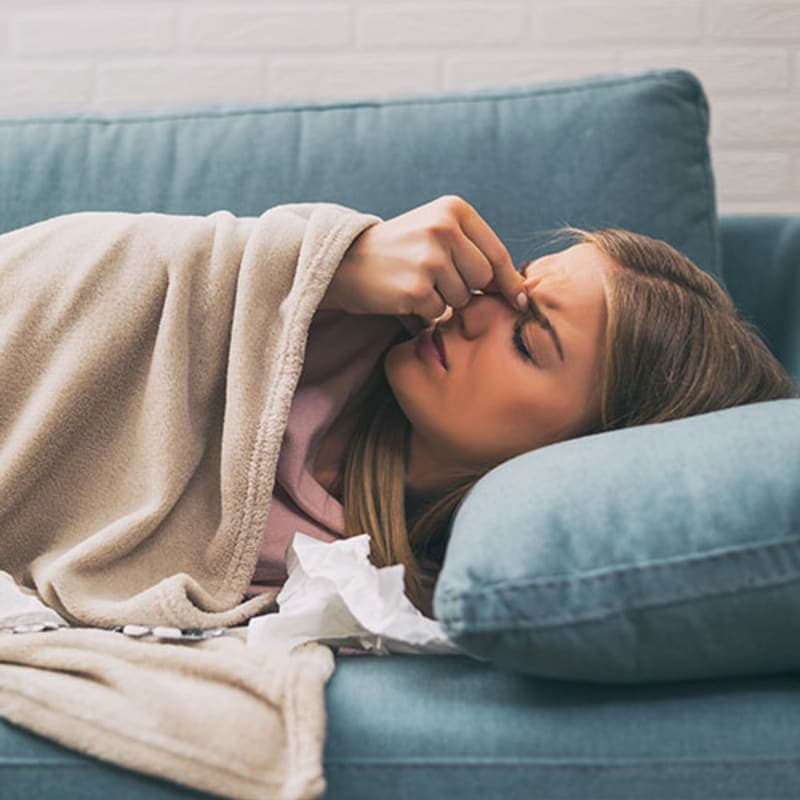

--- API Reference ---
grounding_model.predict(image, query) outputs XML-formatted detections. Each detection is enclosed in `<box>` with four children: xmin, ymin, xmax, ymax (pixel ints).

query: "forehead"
<box><xmin>535</xmin><ymin>241</ymin><xmax>614</xmax><ymax>273</ymax></box>
<box><xmin>528</xmin><ymin>242</ymin><xmax>614</xmax><ymax>302</ymax></box>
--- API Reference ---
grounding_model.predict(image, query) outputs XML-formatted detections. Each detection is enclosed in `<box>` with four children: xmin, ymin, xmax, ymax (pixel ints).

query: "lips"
<box><xmin>432</xmin><ymin>324</ymin><xmax>447</xmax><ymax>369</ymax></box>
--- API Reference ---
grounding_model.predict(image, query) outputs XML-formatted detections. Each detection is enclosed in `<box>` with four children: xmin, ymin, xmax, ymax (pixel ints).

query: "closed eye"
<box><xmin>512</xmin><ymin>310</ymin><xmax>539</xmax><ymax>366</ymax></box>
<box><xmin>514</xmin><ymin>293</ymin><xmax>565</xmax><ymax>365</ymax></box>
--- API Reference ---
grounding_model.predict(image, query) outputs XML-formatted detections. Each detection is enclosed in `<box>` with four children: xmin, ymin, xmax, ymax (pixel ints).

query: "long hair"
<box><xmin>328</xmin><ymin>227</ymin><xmax>799</xmax><ymax>617</ymax></box>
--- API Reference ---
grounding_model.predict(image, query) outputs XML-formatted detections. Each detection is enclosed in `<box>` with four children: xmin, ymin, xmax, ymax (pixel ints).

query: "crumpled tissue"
<box><xmin>0</xmin><ymin>570</ymin><xmax>70</xmax><ymax>632</ymax></box>
<box><xmin>247</xmin><ymin>532</ymin><xmax>466</xmax><ymax>656</ymax></box>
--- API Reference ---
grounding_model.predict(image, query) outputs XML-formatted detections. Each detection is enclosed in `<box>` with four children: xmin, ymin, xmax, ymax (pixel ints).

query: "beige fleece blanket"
<box><xmin>0</xmin><ymin>202</ymin><xmax>384</xmax><ymax>798</ymax></box>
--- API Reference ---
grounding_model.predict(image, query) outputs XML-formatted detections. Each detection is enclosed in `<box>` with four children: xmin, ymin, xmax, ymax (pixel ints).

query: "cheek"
<box><xmin>384</xmin><ymin>341</ymin><xmax>463</xmax><ymax>442</ymax></box>
<box><xmin>534</xmin><ymin>383</ymin><xmax>594</xmax><ymax>444</ymax></box>
<box><xmin>383</xmin><ymin>341</ymin><xmax>431</xmax><ymax>421</ymax></box>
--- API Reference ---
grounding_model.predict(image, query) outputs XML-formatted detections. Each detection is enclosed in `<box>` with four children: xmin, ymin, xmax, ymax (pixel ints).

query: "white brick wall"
<box><xmin>0</xmin><ymin>0</ymin><xmax>796</xmax><ymax>215</ymax></box>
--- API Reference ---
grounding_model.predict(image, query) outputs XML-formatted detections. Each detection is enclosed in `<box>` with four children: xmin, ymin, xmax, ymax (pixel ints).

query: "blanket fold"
<box><xmin>0</xmin><ymin>201</ymin><xmax>382</xmax><ymax>627</ymax></box>
<box><xmin>0</xmin><ymin>202</ymin><xmax>384</xmax><ymax>798</ymax></box>
<box><xmin>0</xmin><ymin>628</ymin><xmax>336</xmax><ymax>800</ymax></box>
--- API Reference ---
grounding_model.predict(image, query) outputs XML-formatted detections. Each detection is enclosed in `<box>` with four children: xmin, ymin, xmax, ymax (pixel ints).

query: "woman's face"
<box><xmin>383</xmin><ymin>242</ymin><xmax>614</xmax><ymax>493</ymax></box>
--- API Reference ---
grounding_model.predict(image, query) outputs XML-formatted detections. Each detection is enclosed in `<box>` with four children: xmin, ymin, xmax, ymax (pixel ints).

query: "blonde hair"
<box><xmin>327</xmin><ymin>227</ymin><xmax>799</xmax><ymax>617</ymax></box>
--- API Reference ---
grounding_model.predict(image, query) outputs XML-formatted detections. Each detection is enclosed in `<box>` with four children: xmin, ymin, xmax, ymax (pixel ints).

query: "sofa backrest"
<box><xmin>0</xmin><ymin>69</ymin><xmax>720</xmax><ymax>281</ymax></box>
<box><xmin>13</xmin><ymin>71</ymin><xmax>795</xmax><ymax>379</ymax></box>
<box><xmin>719</xmin><ymin>217</ymin><xmax>800</xmax><ymax>388</ymax></box>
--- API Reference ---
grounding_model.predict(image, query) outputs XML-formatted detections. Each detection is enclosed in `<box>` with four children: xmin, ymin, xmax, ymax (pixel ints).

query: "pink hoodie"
<box><xmin>246</xmin><ymin>310</ymin><xmax>417</xmax><ymax>597</ymax></box>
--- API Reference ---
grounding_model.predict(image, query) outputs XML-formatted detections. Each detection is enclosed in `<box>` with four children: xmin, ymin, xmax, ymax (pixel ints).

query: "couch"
<box><xmin>1</xmin><ymin>69</ymin><xmax>799</xmax><ymax>799</ymax></box>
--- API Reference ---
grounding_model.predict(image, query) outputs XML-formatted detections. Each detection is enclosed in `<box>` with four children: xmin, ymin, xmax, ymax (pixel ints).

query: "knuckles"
<box><xmin>418</xmin><ymin>194</ymin><xmax>471</xmax><ymax>243</ymax></box>
<box><xmin>415</xmin><ymin>243</ymin><xmax>449</xmax><ymax>274</ymax></box>
<box><xmin>423</xmin><ymin>217</ymin><xmax>458</xmax><ymax>242</ymax></box>
<box><xmin>436</xmin><ymin>194</ymin><xmax>467</xmax><ymax>212</ymax></box>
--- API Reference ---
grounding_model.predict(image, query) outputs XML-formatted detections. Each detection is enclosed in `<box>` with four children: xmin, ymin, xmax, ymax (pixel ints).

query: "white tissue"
<box><xmin>246</xmin><ymin>532</ymin><xmax>465</xmax><ymax>656</ymax></box>
<box><xmin>0</xmin><ymin>571</ymin><xmax>70</xmax><ymax>631</ymax></box>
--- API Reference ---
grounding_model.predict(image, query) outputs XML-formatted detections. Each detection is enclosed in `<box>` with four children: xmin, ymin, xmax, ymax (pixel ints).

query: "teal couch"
<box><xmin>2</xmin><ymin>70</ymin><xmax>799</xmax><ymax>799</ymax></box>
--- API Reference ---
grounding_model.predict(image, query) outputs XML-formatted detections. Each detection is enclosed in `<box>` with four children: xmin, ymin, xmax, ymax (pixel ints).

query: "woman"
<box><xmin>1</xmin><ymin>195</ymin><xmax>795</xmax><ymax>626</ymax></box>
<box><xmin>247</xmin><ymin>196</ymin><xmax>798</xmax><ymax>618</ymax></box>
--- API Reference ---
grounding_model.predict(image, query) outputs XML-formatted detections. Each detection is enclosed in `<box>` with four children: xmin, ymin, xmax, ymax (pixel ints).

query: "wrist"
<box><xmin>319</xmin><ymin>239</ymin><xmax>359</xmax><ymax>312</ymax></box>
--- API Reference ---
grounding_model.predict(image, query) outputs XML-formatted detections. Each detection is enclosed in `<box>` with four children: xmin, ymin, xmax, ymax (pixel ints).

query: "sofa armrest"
<box><xmin>719</xmin><ymin>215</ymin><xmax>800</xmax><ymax>388</ymax></box>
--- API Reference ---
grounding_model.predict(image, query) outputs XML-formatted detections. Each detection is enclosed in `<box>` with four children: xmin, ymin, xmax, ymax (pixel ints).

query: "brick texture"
<box><xmin>0</xmin><ymin>0</ymin><xmax>794</xmax><ymax>214</ymax></box>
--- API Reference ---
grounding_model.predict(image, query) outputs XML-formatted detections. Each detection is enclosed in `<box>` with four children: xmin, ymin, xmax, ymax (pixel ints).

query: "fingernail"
<box><xmin>515</xmin><ymin>291</ymin><xmax>528</xmax><ymax>311</ymax></box>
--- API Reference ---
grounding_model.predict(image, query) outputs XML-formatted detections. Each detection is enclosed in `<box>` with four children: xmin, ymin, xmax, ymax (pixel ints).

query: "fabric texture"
<box><xmin>719</xmin><ymin>215</ymin><xmax>800</xmax><ymax>387</ymax></box>
<box><xmin>0</xmin><ymin>628</ymin><xmax>335</xmax><ymax>800</ymax></box>
<box><xmin>0</xmin><ymin>201</ymin><xmax>383</xmax><ymax>798</ymax></box>
<box><xmin>0</xmin><ymin>69</ymin><xmax>721</xmax><ymax>287</ymax></box>
<box><xmin>434</xmin><ymin>397</ymin><xmax>800</xmax><ymax>684</ymax></box>
<box><xmin>249</xmin><ymin>309</ymin><xmax>413</xmax><ymax>593</ymax></box>
<box><xmin>0</xmin><ymin>67</ymin><xmax>796</xmax><ymax>800</ymax></box>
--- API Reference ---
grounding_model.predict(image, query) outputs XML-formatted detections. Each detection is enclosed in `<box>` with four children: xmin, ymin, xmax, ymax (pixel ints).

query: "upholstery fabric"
<box><xmin>0</xmin><ymin>69</ymin><xmax>720</xmax><ymax>281</ymax></box>
<box><xmin>0</xmin><ymin>67</ymin><xmax>795</xmax><ymax>798</ymax></box>
<box><xmin>435</xmin><ymin>398</ymin><xmax>800</xmax><ymax>683</ymax></box>
<box><xmin>720</xmin><ymin>215</ymin><xmax>800</xmax><ymax>387</ymax></box>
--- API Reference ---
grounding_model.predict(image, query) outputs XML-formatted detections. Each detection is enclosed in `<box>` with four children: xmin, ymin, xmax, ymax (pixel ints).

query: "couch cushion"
<box><xmin>0</xmin><ymin>68</ymin><xmax>720</xmax><ymax>280</ymax></box>
<box><xmin>434</xmin><ymin>398</ymin><xmax>800</xmax><ymax>683</ymax></box>
<box><xmin>720</xmin><ymin>215</ymin><xmax>800</xmax><ymax>388</ymax></box>
<box><xmin>5</xmin><ymin>657</ymin><xmax>800</xmax><ymax>800</ymax></box>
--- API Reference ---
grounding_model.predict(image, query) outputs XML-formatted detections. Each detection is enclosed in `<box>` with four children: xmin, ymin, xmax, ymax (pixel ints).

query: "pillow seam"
<box><xmin>438</xmin><ymin>533</ymin><xmax>800</xmax><ymax>596</ymax></box>
<box><xmin>438</xmin><ymin>572</ymin><xmax>800</xmax><ymax>633</ymax></box>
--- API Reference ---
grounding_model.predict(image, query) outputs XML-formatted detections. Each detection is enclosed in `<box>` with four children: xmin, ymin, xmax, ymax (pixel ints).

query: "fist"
<box><xmin>320</xmin><ymin>195</ymin><xmax>527</xmax><ymax>332</ymax></box>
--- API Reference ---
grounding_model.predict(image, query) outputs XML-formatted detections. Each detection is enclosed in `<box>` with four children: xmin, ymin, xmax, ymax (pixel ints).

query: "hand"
<box><xmin>320</xmin><ymin>195</ymin><xmax>528</xmax><ymax>334</ymax></box>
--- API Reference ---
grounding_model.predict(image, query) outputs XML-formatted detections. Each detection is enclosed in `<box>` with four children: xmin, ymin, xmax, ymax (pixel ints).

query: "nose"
<box><xmin>431</xmin><ymin>286</ymin><xmax>489</xmax><ymax>326</ymax></box>
<box><xmin>450</xmin><ymin>292</ymin><xmax>517</xmax><ymax>337</ymax></box>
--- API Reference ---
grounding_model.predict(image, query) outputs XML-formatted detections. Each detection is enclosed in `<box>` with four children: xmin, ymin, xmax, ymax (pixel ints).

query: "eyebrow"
<box><xmin>526</xmin><ymin>296</ymin><xmax>565</xmax><ymax>363</ymax></box>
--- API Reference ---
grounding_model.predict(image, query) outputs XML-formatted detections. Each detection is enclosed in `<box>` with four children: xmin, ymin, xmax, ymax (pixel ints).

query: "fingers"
<box><xmin>436</xmin><ymin>305</ymin><xmax>454</xmax><ymax>323</ymax></box>
<box><xmin>437</xmin><ymin>235</ymin><xmax>488</xmax><ymax>309</ymax></box>
<box><xmin>415</xmin><ymin>284</ymin><xmax>450</xmax><ymax>325</ymax></box>
<box><xmin>520</xmin><ymin>259</ymin><xmax>536</xmax><ymax>277</ymax></box>
<box><xmin>448</xmin><ymin>196</ymin><xmax>527</xmax><ymax>312</ymax></box>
